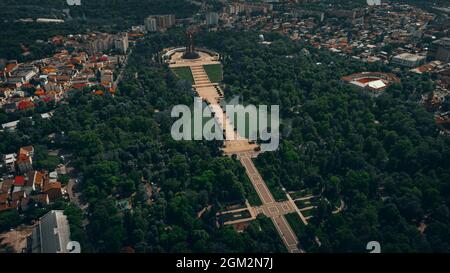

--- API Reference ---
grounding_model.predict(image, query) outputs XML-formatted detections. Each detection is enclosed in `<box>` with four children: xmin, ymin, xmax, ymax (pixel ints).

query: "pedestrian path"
<box><xmin>169</xmin><ymin>57</ymin><xmax>303</xmax><ymax>253</ymax></box>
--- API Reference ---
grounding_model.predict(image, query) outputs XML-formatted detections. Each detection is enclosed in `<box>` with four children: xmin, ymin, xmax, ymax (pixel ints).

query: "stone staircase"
<box><xmin>190</xmin><ymin>65</ymin><xmax>211</xmax><ymax>86</ymax></box>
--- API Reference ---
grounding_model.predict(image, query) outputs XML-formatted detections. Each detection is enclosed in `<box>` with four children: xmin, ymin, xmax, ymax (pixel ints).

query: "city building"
<box><xmin>157</xmin><ymin>14</ymin><xmax>176</xmax><ymax>29</ymax></box>
<box><xmin>342</xmin><ymin>72</ymin><xmax>400</xmax><ymax>95</ymax></box>
<box><xmin>114</xmin><ymin>33</ymin><xmax>129</xmax><ymax>54</ymax></box>
<box><xmin>17</xmin><ymin>153</ymin><xmax>33</xmax><ymax>173</ymax></box>
<box><xmin>428</xmin><ymin>38</ymin><xmax>450</xmax><ymax>62</ymax></box>
<box><xmin>2</xmin><ymin>153</ymin><xmax>16</xmax><ymax>173</ymax></box>
<box><xmin>23</xmin><ymin>171</ymin><xmax>36</xmax><ymax>195</ymax></box>
<box><xmin>42</xmin><ymin>181</ymin><xmax>63</xmax><ymax>201</ymax></box>
<box><xmin>392</xmin><ymin>53</ymin><xmax>427</xmax><ymax>67</ymax></box>
<box><xmin>86</xmin><ymin>33</ymin><xmax>115</xmax><ymax>55</ymax></box>
<box><xmin>29</xmin><ymin>210</ymin><xmax>72</xmax><ymax>253</ymax></box>
<box><xmin>20</xmin><ymin>146</ymin><xmax>34</xmax><ymax>157</ymax></box>
<box><xmin>101</xmin><ymin>69</ymin><xmax>114</xmax><ymax>86</ymax></box>
<box><xmin>206</xmin><ymin>12</ymin><xmax>219</xmax><ymax>26</ymax></box>
<box><xmin>36</xmin><ymin>18</ymin><xmax>65</xmax><ymax>24</ymax></box>
<box><xmin>145</xmin><ymin>14</ymin><xmax>176</xmax><ymax>32</ymax></box>
<box><xmin>16</xmin><ymin>146</ymin><xmax>34</xmax><ymax>173</ymax></box>
<box><xmin>145</xmin><ymin>16</ymin><xmax>157</xmax><ymax>32</ymax></box>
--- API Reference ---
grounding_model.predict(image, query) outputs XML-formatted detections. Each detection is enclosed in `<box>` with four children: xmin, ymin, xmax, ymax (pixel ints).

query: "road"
<box><xmin>113</xmin><ymin>49</ymin><xmax>132</xmax><ymax>89</ymax></box>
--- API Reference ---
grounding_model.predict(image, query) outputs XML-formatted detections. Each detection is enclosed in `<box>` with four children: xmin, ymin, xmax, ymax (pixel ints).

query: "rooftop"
<box><xmin>31</xmin><ymin>210</ymin><xmax>71</xmax><ymax>253</ymax></box>
<box><xmin>393</xmin><ymin>53</ymin><xmax>426</xmax><ymax>61</ymax></box>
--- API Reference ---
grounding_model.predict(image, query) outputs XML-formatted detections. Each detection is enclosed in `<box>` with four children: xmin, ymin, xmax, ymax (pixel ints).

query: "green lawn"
<box><xmin>242</xmin><ymin>174</ymin><xmax>262</xmax><ymax>206</ymax></box>
<box><xmin>290</xmin><ymin>190</ymin><xmax>312</xmax><ymax>199</ymax></box>
<box><xmin>285</xmin><ymin>213</ymin><xmax>306</xmax><ymax>239</ymax></box>
<box><xmin>294</xmin><ymin>200</ymin><xmax>308</xmax><ymax>209</ymax></box>
<box><xmin>301</xmin><ymin>209</ymin><xmax>314</xmax><ymax>218</ymax></box>
<box><xmin>218</xmin><ymin>210</ymin><xmax>252</xmax><ymax>224</ymax></box>
<box><xmin>254</xmin><ymin>158</ymin><xmax>287</xmax><ymax>202</ymax></box>
<box><xmin>203</xmin><ymin>64</ymin><xmax>223</xmax><ymax>83</ymax></box>
<box><xmin>171</xmin><ymin>66</ymin><xmax>194</xmax><ymax>84</ymax></box>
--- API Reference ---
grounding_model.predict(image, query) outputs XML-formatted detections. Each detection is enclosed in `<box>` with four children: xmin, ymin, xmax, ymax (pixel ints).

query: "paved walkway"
<box><xmin>240</xmin><ymin>156</ymin><xmax>301</xmax><ymax>253</ymax></box>
<box><xmin>168</xmin><ymin>51</ymin><xmax>219</xmax><ymax>68</ymax></box>
<box><xmin>332</xmin><ymin>199</ymin><xmax>345</xmax><ymax>214</ymax></box>
<box><xmin>240</xmin><ymin>156</ymin><xmax>275</xmax><ymax>204</ymax></box>
<box><xmin>169</xmin><ymin>55</ymin><xmax>302</xmax><ymax>253</ymax></box>
<box><xmin>286</xmin><ymin>193</ymin><xmax>309</xmax><ymax>226</ymax></box>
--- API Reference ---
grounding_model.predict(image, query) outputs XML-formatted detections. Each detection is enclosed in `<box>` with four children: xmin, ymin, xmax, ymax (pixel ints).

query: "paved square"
<box><xmin>268</xmin><ymin>206</ymin><xmax>279</xmax><ymax>214</ymax></box>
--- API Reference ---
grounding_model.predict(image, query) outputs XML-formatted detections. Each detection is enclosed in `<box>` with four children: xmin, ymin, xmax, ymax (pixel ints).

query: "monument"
<box><xmin>182</xmin><ymin>28</ymin><xmax>200</xmax><ymax>59</ymax></box>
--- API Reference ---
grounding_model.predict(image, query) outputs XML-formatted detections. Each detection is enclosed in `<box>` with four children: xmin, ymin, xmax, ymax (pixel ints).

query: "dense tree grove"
<box><xmin>1</xmin><ymin>16</ymin><xmax>449</xmax><ymax>251</ymax></box>
<box><xmin>0</xmin><ymin>31</ymin><xmax>286</xmax><ymax>252</ymax></box>
<box><xmin>195</xmin><ymin>31</ymin><xmax>450</xmax><ymax>252</ymax></box>
<box><xmin>0</xmin><ymin>0</ymin><xmax>199</xmax><ymax>60</ymax></box>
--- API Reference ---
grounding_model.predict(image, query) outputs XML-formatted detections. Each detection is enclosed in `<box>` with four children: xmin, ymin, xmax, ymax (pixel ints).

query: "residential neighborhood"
<box><xmin>0</xmin><ymin>0</ymin><xmax>449</xmax><ymax>264</ymax></box>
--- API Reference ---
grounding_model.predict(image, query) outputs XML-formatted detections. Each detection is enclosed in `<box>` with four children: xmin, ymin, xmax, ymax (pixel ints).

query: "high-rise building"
<box><xmin>145</xmin><ymin>17</ymin><xmax>157</xmax><ymax>32</ymax></box>
<box><xmin>428</xmin><ymin>38</ymin><xmax>450</xmax><ymax>63</ymax></box>
<box><xmin>206</xmin><ymin>12</ymin><xmax>219</xmax><ymax>26</ymax></box>
<box><xmin>114</xmin><ymin>33</ymin><xmax>129</xmax><ymax>54</ymax></box>
<box><xmin>157</xmin><ymin>14</ymin><xmax>176</xmax><ymax>29</ymax></box>
<box><xmin>86</xmin><ymin>33</ymin><xmax>114</xmax><ymax>55</ymax></box>
<box><xmin>85</xmin><ymin>32</ymin><xmax>128</xmax><ymax>54</ymax></box>
<box><xmin>145</xmin><ymin>15</ymin><xmax>176</xmax><ymax>32</ymax></box>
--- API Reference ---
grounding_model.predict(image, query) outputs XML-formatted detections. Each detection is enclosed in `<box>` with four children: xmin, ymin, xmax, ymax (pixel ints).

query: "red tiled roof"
<box><xmin>0</xmin><ymin>204</ymin><xmax>14</xmax><ymax>212</ymax></box>
<box><xmin>19</xmin><ymin>146</ymin><xmax>33</xmax><ymax>155</ymax></box>
<box><xmin>30</xmin><ymin>193</ymin><xmax>49</xmax><ymax>205</ymax></box>
<box><xmin>42</xmin><ymin>96</ymin><xmax>53</xmax><ymax>103</ymax></box>
<box><xmin>436</xmin><ymin>116</ymin><xmax>450</xmax><ymax>125</ymax></box>
<box><xmin>5</xmin><ymin>63</ymin><xmax>18</xmax><ymax>73</ymax></box>
<box><xmin>34</xmin><ymin>171</ymin><xmax>45</xmax><ymax>188</ymax></box>
<box><xmin>0</xmin><ymin>193</ymin><xmax>8</xmax><ymax>203</ymax></box>
<box><xmin>72</xmin><ymin>83</ymin><xmax>87</xmax><ymax>89</ymax></box>
<box><xmin>14</xmin><ymin>176</ymin><xmax>25</xmax><ymax>186</ymax></box>
<box><xmin>35</xmin><ymin>88</ymin><xmax>46</xmax><ymax>96</ymax></box>
<box><xmin>17</xmin><ymin>100</ymin><xmax>35</xmax><ymax>110</ymax></box>
<box><xmin>17</xmin><ymin>154</ymin><xmax>30</xmax><ymax>163</ymax></box>
<box><xmin>43</xmin><ymin>181</ymin><xmax>62</xmax><ymax>192</ymax></box>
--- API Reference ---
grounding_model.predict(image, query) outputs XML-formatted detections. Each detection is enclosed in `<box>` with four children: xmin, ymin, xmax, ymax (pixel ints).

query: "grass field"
<box><xmin>203</xmin><ymin>64</ymin><xmax>223</xmax><ymax>83</ymax></box>
<box><xmin>254</xmin><ymin>157</ymin><xmax>288</xmax><ymax>202</ymax></box>
<box><xmin>285</xmin><ymin>213</ymin><xmax>306</xmax><ymax>239</ymax></box>
<box><xmin>301</xmin><ymin>209</ymin><xmax>314</xmax><ymax>218</ymax></box>
<box><xmin>171</xmin><ymin>66</ymin><xmax>194</xmax><ymax>84</ymax></box>
<box><xmin>218</xmin><ymin>210</ymin><xmax>252</xmax><ymax>224</ymax></box>
<box><xmin>290</xmin><ymin>189</ymin><xmax>313</xmax><ymax>199</ymax></box>
<box><xmin>242</xmin><ymin>174</ymin><xmax>263</xmax><ymax>206</ymax></box>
